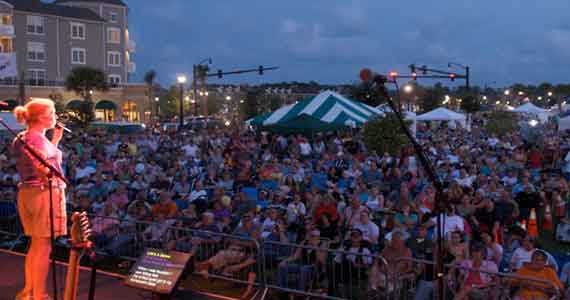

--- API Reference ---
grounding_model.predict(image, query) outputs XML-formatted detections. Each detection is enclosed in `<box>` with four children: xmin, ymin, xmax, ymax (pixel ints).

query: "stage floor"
<box><xmin>0</xmin><ymin>250</ymin><xmax>140</xmax><ymax>300</ymax></box>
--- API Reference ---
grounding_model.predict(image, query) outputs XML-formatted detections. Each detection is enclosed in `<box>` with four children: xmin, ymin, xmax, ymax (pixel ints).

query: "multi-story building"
<box><xmin>0</xmin><ymin>0</ymin><xmax>148</xmax><ymax>122</ymax></box>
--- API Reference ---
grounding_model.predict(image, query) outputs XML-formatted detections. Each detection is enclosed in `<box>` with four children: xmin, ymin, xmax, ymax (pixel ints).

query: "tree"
<box><xmin>348</xmin><ymin>81</ymin><xmax>378</xmax><ymax>106</ymax></box>
<box><xmin>363</xmin><ymin>113</ymin><xmax>411</xmax><ymax>155</ymax></box>
<box><xmin>65</xmin><ymin>67</ymin><xmax>108</xmax><ymax>126</ymax></box>
<box><xmin>144</xmin><ymin>70</ymin><xmax>157</xmax><ymax>121</ymax></box>
<box><xmin>420</xmin><ymin>83</ymin><xmax>447</xmax><ymax>112</ymax></box>
<box><xmin>485</xmin><ymin>111</ymin><xmax>517</xmax><ymax>136</ymax></box>
<box><xmin>460</xmin><ymin>95</ymin><xmax>480</xmax><ymax>113</ymax></box>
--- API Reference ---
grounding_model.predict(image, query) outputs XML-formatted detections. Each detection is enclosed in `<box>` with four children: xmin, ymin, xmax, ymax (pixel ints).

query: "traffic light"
<box><xmin>449</xmin><ymin>73</ymin><xmax>456</xmax><ymax>81</ymax></box>
<box><xmin>258</xmin><ymin>65</ymin><xmax>264</xmax><ymax>75</ymax></box>
<box><xmin>412</xmin><ymin>72</ymin><xmax>417</xmax><ymax>81</ymax></box>
<box><xmin>409</xmin><ymin>64</ymin><xmax>416</xmax><ymax>73</ymax></box>
<box><xmin>388</xmin><ymin>71</ymin><xmax>398</xmax><ymax>80</ymax></box>
<box><xmin>217</xmin><ymin>69</ymin><xmax>223</xmax><ymax>79</ymax></box>
<box><xmin>421</xmin><ymin>65</ymin><xmax>427</xmax><ymax>74</ymax></box>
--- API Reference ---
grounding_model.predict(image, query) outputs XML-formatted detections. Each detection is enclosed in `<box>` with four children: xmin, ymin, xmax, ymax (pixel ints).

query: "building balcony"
<box><xmin>127</xmin><ymin>39</ymin><xmax>135</xmax><ymax>52</ymax></box>
<box><xmin>0</xmin><ymin>24</ymin><xmax>15</xmax><ymax>37</ymax></box>
<box><xmin>128</xmin><ymin>61</ymin><xmax>136</xmax><ymax>73</ymax></box>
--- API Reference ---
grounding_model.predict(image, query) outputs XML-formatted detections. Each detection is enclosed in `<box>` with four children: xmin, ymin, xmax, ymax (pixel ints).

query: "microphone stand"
<box><xmin>0</xmin><ymin>117</ymin><xmax>70</xmax><ymax>300</ymax></box>
<box><xmin>369</xmin><ymin>75</ymin><xmax>447</xmax><ymax>300</ymax></box>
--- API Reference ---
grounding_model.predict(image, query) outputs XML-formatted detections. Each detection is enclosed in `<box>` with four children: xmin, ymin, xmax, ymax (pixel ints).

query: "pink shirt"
<box><xmin>12</xmin><ymin>131</ymin><xmax>66</xmax><ymax>188</ymax></box>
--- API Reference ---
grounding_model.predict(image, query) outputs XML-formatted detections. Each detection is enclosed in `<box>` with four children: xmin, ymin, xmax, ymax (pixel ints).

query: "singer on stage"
<box><xmin>12</xmin><ymin>99</ymin><xmax>67</xmax><ymax>300</ymax></box>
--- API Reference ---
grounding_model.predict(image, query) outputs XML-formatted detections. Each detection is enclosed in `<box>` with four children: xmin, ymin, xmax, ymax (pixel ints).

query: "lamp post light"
<box><xmin>225</xmin><ymin>95</ymin><xmax>232</xmax><ymax>101</ymax></box>
<box><xmin>177</xmin><ymin>74</ymin><xmax>187</xmax><ymax>131</ymax></box>
<box><xmin>154</xmin><ymin>96</ymin><xmax>160</xmax><ymax>118</ymax></box>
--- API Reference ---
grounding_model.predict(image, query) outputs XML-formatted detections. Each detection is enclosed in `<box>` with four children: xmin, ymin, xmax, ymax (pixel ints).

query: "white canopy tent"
<box><xmin>511</xmin><ymin>103</ymin><xmax>551</xmax><ymax>123</ymax></box>
<box><xmin>559</xmin><ymin>115</ymin><xmax>570</xmax><ymax>131</ymax></box>
<box><xmin>416</xmin><ymin>107</ymin><xmax>467</xmax><ymax>128</ymax></box>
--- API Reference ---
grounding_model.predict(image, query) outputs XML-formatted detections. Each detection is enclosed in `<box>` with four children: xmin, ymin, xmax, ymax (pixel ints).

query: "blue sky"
<box><xmin>127</xmin><ymin>0</ymin><xmax>570</xmax><ymax>87</ymax></box>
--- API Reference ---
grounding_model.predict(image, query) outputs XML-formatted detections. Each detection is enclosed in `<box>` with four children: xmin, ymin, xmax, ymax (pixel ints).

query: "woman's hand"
<box><xmin>51</xmin><ymin>126</ymin><xmax>64</xmax><ymax>146</ymax></box>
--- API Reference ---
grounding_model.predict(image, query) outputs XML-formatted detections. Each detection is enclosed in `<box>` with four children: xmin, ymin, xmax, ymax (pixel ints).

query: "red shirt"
<box><xmin>314</xmin><ymin>203</ymin><xmax>339</xmax><ymax>222</ymax></box>
<box><xmin>528</xmin><ymin>150</ymin><xmax>542</xmax><ymax>168</ymax></box>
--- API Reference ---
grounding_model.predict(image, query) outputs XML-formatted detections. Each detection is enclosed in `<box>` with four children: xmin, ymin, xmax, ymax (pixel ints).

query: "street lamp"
<box><xmin>226</xmin><ymin>95</ymin><xmax>232</xmax><ymax>101</ymax></box>
<box><xmin>403</xmin><ymin>84</ymin><xmax>413</xmax><ymax>93</ymax></box>
<box><xmin>154</xmin><ymin>96</ymin><xmax>159</xmax><ymax>118</ymax></box>
<box><xmin>504</xmin><ymin>90</ymin><xmax>510</xmax><ymax>96</ymax></box>
<box><xmin>548</xmin><ymin>91</ymin><xmax>553</xmax><ymax>97</ymax></box>
<box><xmin>518</xmin><ymin>91</ymin><xmax>524</xmax><ymax>96</ymax></box>
<box><xmin>177</xmin><ymin>74</ymin><xmax>187</xmax><ymax>131</ymax></box>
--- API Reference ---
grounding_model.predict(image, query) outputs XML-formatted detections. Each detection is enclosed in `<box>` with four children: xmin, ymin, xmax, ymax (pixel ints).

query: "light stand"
<box><xmin>0</xmin><ymin>117</ymin><xmax>70</xmax><ymax>300</ymax></box>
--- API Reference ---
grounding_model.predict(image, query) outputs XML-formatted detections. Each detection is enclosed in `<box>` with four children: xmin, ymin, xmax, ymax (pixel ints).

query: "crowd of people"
<box><xmin>2</xmin><ymin>113</ymin><xmax>570</xmax><ymax>299</ymax></box>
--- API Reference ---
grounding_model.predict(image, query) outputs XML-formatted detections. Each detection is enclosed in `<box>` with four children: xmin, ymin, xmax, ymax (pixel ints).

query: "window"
<box><xmin>27</xmin><ymin>42</ymin><xmax>45</xmax><ymax>62</ymax></box>
<box><xmin>71</xmin><ymin>22</ymin><xmax>85</xmax><ymax>39</ymax></box>
<box><xmin>107</xmin><ymin>51</ymin><xmax>121</xmax><ymax>67</ymax></box>
<box><xmin>28</xmin><ymin>69</ymin><xmax>46</xmax><ymax>86</ymax></box>
<box><xmin>71</xmin><ymin>48</ymin><xmax>86</xmax><ymax>64</ymax></box>
<box><xmin>26</xmin><ymin>15</ymin><xmax>44</xmax><ymax>35</ymax></box>
<box><xmin>108</xmin><ymin>74</ymin><xmax>121</xmax><ymax>86</ymax></box>
<box><xmin>109</xmin><ymin>12</ymin><xmax>118</xmax><ymax>23</ymax></box>
<box><xmin>107</xmin><ymin>27</ymin><xmax>120</xmax><ymax>43</ymax></box>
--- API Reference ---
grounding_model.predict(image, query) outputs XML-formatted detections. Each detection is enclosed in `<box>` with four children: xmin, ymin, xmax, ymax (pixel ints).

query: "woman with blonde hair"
<box><xmin>11</xmin><ymin>99</ymin><xmax>67</xmax><ymax>300</ymax></box>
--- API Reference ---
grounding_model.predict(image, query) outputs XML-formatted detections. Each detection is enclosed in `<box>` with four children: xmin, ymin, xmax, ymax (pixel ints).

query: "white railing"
<box><xmin>127</xmin><ymin>39</ymin><xmax>136</xmax><ymax>52</ymax></box>
<box><xmin>0</xmin><ymin>24</ymin><xmax>14</xmax><ymax>37</ymax></box>
<box><xmin>128</xmin><ymin>61</ymin><xmax>136</xmax><ymax>73</ymax></box>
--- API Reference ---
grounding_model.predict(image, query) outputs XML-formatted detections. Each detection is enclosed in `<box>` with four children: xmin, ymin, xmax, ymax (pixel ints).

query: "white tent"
<box><xmin>416</xmin><ymin>107</ymin><xmax>466</xmax><ymax>127</ymax></box>
<box><xmin>0</xmin><ymin>112</ymin><xmax>24</xmax><ymax>132</ymax></box>
<box><xmin>559</xmin><ymin>115</ymin><xmax>570</xmax><ymax>131</ymax></box>
<box><xmin>376</xmin><ymin>104</ymin><xmax>417</xmax><ymax>135</ymax></box>
<box><xmin>511</xmin><ymin>103</ymin><xmax>550</xmax><ymax>123</ymax></box>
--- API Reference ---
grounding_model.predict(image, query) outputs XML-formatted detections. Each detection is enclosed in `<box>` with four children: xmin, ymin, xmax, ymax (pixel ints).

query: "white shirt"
<box><xmin>75</xmin><ymin>165</ymin><xmax>96</xmax><ymax>180</ymax></box>
<box><xmin>286</xmin><ymin>202</ymin><xmax>306</xmax><ymax>224</ymax></box>
<box><xmin>431</xmin><ymin>214</ymin><xmax>465</xmax><ymax>237</ymax></box>
<box><xmin>334</xmin><ymin>246</ymin><xmax>373</xmax><ymax>265</ymax></box>
<box><xmin>182</xmin><ymin>144</ymin><xmax>199</xmax><ymax>157</ymax></box>
<box><xmin>352</xmin><ymin>221</ymin><xmax>380</xmax><ymax>243</ymax></box>
<box><xmin>299</xmin><ymin>142</ymin><xmax>312</xmax><ymax>156</ymax></box>
<box><xmin>189</xmin><ymin>189</ymin><xmax>207</xmax><ymax>202</ymax></box>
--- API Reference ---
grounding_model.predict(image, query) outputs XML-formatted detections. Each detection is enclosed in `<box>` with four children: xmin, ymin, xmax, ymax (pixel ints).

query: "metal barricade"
<box><xmin>262</xmin><ymin>240</ymin><xmax>390</xmax><ymax>300</ymax></box>
<box><xmin>393</xmin><ymin>257</ymin><xmax>563</xmax><ymax>300</ymax></box>
<box><xmin>0</xmin><ymin>199</ymin><xmax>25</xmax><ymax>250</ymax></box>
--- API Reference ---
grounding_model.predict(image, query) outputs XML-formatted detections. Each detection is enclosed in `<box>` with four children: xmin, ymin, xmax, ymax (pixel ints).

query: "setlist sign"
<box><xmin>125</xmin><ymin>248</ymin><xmax>191</xmax><ymax>294</ymax></box>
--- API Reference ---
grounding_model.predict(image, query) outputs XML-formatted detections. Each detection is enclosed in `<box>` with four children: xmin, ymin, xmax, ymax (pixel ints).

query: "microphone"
<box><xmin>55</xmin><ymin>122</ymin><xmax>72</xmax><ymax>133</ymax></box>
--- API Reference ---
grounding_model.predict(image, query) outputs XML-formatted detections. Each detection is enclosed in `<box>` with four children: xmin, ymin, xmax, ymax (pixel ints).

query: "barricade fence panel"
<box><xmin>0</xmin><ymin>212</ymin><xmax>565</xmax><ymax>300</ymax></box>
<box><xmin>394</xmin><ymin>257</ymin><xmax>562</xmax><ymax>300</ymax></box>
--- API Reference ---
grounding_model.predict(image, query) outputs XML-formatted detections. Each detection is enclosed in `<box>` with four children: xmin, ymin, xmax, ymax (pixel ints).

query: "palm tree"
<box><xmin>65</xmin><ymin>67</ymin><xmax>108</xmax><ymax>126</ymax></box>
<box><xmin>144</xmin><ymin>70</ymin><xmax>156</xmax><ymax>121</ymax></box>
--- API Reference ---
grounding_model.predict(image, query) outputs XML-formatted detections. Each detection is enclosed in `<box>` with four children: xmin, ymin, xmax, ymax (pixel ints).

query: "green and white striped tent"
<box><xmin>247</xmin><ymin>90</ymin><xmax>383</xmax><ymax>133</ymax></box>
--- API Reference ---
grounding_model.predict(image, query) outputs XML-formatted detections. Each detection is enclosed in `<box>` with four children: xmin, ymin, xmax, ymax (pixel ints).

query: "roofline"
<box><xmin>57</xmin><ymin>0</ymin><xmax>126</xmax><ymax>8</ymax></box>
<box><xmin>0</xmin><ymin>0</ymin><xmax>14</xmax><ymax>8</ymax></box>
<box><xmin>12</xmin><ymin>8</ymin><xmax>105</xmax><ymax>23</ymax></box>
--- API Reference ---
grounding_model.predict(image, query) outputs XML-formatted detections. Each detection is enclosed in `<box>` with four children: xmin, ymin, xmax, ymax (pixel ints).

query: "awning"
<box><xmin>1</xmin><ymin>99</ymin><xmax>17</xmax><ymax>111</ymax></box>
<box><xmin>66</xmin><ymin>100</ymin><xmax>83</xmax><ymax>110</ymax></box>
<box><xmin>95</xmin><ymin>100</ymin><xmax>117</xmax><ymax>110</ymax></box>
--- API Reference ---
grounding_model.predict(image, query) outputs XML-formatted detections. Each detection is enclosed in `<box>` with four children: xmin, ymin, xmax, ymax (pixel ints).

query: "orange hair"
<box><xmin>13</xmin><ymin>99</ymin><xmax>55</xmax><ymax>125</ymax></box>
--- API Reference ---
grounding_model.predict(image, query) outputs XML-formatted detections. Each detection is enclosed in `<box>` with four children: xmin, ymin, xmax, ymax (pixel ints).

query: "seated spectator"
<box><xmin>195</xmin><ymin>241</ymin><xmax>257</xmax><ymax>299</ymax></box>
<box><xmin>315</xmin><ymin>212</ymin><xmax>341</xmax><ymax>246</ymax></box>
<box><xmin>481</xmin><ymin>231</ymin><xmax>503</xmax><ymax>266</ymax></box>
<box><xmin>370</xmin><ymin>231</ymin><xmax>412</xmax><ymax>293</ymax></box>
<box><xmin>394</xmin><ymin>203</ymin><xmax>419</xmax><ymax>234</ymax></box>
<box><xmin>92</xmin><ymin>202</ymin><xmax>120</xmax><ymax>248</ymax></box>
<box><xmin>277</xmin><ymin>229</ymin><xmax>326</xmax><ymax>294</ymax></box>
<box><xmin>108</xmin><ymin>183</ymin><xmax>129</xmax><ymax>213</ymax></box>
<box><xmin>329</xmin><ymin>229</ymin><xmax>373</xmax><ymax>296</ymax></box>
<box><xmin>88</xmin><ymin>175</ymin><xmax>109</xmax><ymax>202</ymax></box>
<box><xmin>169</xmin><ymin>211</ymin><xmax>221</xmax><ymax>256</ymax></box>
<box><xmin>453</xmin><ymin>243</ymin><xmax>498</xmax><ymax>300</ymax></box>
<box><xmin>446</xmin><ymin>231</ymin><xmax>469</xmax><ymax>264</ymax></box>
<box><xmin>510</xmin><ymin>235</ymin><xmax>558</xmax><ymax>272</ymax></box>
<box><xmin>509</xmin><ymin>250</ymin><xmax>564</xmax><ymax>300</ymax></box>
<box><xmin>151</xmin><ymin>191</ymin><xmax>178</xmax><ymax>220</ymax></box>
<box><xmin>350</xmin><ymin>210</ymin><xmax>379</xmax><ymax>244</ymax></box>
